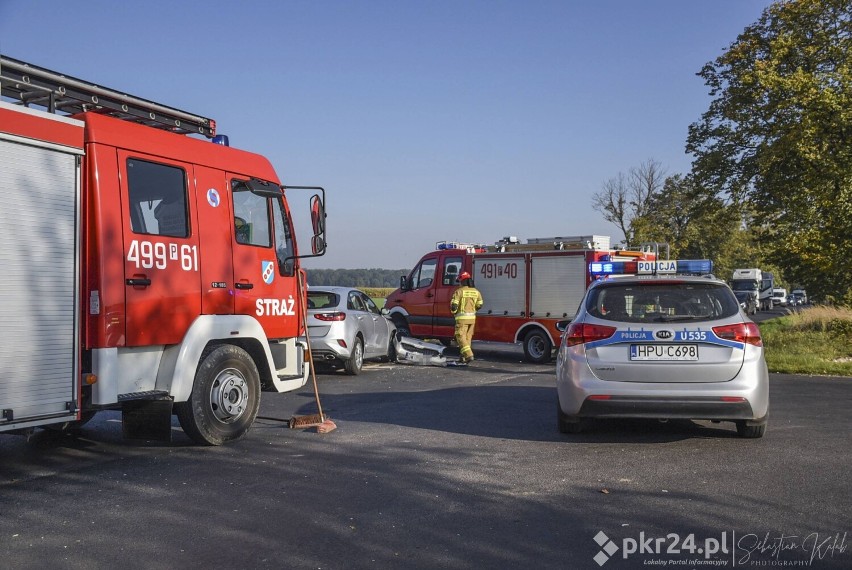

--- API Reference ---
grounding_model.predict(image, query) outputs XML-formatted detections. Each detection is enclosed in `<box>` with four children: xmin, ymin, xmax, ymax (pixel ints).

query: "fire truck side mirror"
<box><xmin>309</xmin><ymin>194</ymin><xmax>326</xmax><ymax>255</ymax></box>
<box><xmin>311</xmin><ymin>235</ymin><xmax>326</xmax><ymax>256</ymax></box>
<box><xmin>310</xmin><ymin>194</ymin><xmax>326</xmax><ymax>235</ymax></box>
<box><xmin>400</xmin><ymin>275</ymin><xmax>409</xmax><ymax>291</ymax></box>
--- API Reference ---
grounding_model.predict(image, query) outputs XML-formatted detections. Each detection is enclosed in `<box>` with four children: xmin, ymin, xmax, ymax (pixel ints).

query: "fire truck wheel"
<box><xmin>176</xmin><ymin>344</ymin><xmax>260</xmax><ymax>446</ymax></box>
<box><xmin>344</xmin><ymin>337</ymin><xmax>364</xmax><ymax>375</ymax></box>
<box><xmin>523</xmin><ymin>329</ymin><xmax>553</xmax><ymax>364</ymax></box>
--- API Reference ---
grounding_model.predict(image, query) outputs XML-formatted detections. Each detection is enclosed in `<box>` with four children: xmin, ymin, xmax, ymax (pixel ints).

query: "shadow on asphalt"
<box><xmin>299</xmin><ymin>384</ymin><xmax>742</xmax><ymax>444</ymax></box>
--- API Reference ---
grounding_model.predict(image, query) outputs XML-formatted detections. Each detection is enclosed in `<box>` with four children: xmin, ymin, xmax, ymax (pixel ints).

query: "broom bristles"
<box><xmin>289</xmin><ymin>414</ymin><xmax>324</xmax><ymax>428</ymax></box>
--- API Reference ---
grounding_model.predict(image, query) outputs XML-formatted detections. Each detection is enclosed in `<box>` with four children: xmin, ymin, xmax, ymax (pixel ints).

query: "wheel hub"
<box><xmin>210</xmin><ymin>369</ymin><xmax>249</xmax><ymax>423</ymax></box>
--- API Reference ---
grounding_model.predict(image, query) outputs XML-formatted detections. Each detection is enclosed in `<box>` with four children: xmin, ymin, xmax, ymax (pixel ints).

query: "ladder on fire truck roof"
<box><xmin>0</xmin><ymin>55</ymin><xmax>215</xmax><ymax>138</ymax></box>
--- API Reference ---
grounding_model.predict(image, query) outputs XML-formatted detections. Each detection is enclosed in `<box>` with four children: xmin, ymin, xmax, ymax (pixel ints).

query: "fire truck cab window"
<box><xmin>126</xmin><ymin>159</ymin><xmax>189</xmax><ymax>238</ymax></box>
<box><xmin>272</xmin><ymin>197</ymin><xmax>295</xmax><ymax>276</ymax></box>
<box><xmin>231</xmin><ymin>180</ymin><xmax>271</xmax><ymax>247</ymax></box>
<box><xmin>442</xmin><ymin>257</ymin><xmax>463</xmax><ymax>285</ymax></box>
<box><xmin>411</xmin><ymin>258</ymin><xmax>437</xmax><ymax>289</ymax></box>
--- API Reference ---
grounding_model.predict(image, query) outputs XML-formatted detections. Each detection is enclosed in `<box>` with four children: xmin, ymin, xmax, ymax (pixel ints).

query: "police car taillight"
<box><xmin>712</xmin><ymin>322</ymin><xmax>763</xmax><ymax>346</ymax></box>
<box><xmin>314</xmin><ymin>312</ymin><xmax>346</xmax><ymax>322</ymax></box>
<box><xmin>564</xmin><ymin>323</ymin><xmax>617</xmax><ymax>346</ymax></box>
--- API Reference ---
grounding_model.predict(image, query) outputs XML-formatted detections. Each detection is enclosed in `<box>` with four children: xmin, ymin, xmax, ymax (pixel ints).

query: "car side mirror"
<box><xmin>555</xmin><ymin>320</ymin><xmax>571</xmax><ymax>332</ymax></box>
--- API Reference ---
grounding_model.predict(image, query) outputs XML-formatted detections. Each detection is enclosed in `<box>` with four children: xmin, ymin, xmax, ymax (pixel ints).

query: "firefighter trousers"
<box><xmin>454</xmin><ymin>318</ymin><xmax>476</xmax><ymax>361</ymax></box>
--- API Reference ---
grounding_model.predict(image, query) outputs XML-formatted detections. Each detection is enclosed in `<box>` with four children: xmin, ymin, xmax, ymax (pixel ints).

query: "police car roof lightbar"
<box><xmin>589</xmin><ymin>259</ymin><xmax>714</xmax><ymax>278</ymax></box>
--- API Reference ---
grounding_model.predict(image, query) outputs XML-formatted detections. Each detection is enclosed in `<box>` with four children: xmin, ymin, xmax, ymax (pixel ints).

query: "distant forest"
<box><xmin>304</xmin><ymin>268</ymin><xmax>409</xmax><ymax>288</ymax></box>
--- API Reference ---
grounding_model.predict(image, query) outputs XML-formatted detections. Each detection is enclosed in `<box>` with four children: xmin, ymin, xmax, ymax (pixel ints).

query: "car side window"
<box><xmin>348</xmin><ymin>292</ymin><xmax>366</xmax><ymax>312</ymax></box>
<box><xmin>361</xmin><ymin>293</ymin><xmax>381</xmax><ymax>315</ymax></box>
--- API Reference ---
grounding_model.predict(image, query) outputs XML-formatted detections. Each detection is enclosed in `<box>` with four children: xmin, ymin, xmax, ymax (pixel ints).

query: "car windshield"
<box><xmin>307</xmin><ymin>291</ymin><xmax>340</xmax><ymax>310</ymax></box>
<box><xmin>586</xmin><ymin>282</ymin><xmax>740</xmax><ymax>323</ymax></box>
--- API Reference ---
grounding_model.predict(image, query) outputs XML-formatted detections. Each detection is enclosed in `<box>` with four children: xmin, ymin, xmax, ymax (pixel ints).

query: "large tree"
<box><xmin>686</xmin><ymin>0</ymin><xmax>852</xmax><ymax>303</ymax></box>
<box><xmin>592</xmin><ymin>159</ymin><xmax>667</xmax><ymax>247</ymax></box>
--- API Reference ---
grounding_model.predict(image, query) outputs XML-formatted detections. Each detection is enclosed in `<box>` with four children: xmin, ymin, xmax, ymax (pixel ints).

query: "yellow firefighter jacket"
<box><xmin>450</xmin><ymin>286</ymin><xmax>484</xmax><ymax>322</ymax></box>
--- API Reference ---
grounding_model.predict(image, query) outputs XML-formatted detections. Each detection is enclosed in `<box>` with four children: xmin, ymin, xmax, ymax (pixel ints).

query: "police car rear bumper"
<box><xmin>574</xmin><ymin>396</ymin><xmax>757</xmax><ymax>420</ymax></box>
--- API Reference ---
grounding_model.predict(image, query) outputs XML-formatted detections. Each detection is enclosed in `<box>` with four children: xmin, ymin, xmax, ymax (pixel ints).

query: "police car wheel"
<box><xmin>344</xmin><ymin>337</ymin><xmax>364</xmax><ymax>375</ymax></box>
<box><xmin>557</xmin><ymin>400</ymin><xmax>586</xmax><ymax>434</ymax></box>
<box><xmin>523</xmin><ymin>330</ymin><xmax>553</xmax><ymax>364</ymax></box>
<box><xmin>177</xmin><ymin>344</ymin><xmax>260</xmax><ymax>446</ymax></box>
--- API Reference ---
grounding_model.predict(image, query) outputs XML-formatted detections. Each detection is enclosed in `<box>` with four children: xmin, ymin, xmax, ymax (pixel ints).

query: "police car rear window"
<box><xmin>587</xmin><ymin>283</ymin><xmax>739</xmax><ymax>323</ymax></box>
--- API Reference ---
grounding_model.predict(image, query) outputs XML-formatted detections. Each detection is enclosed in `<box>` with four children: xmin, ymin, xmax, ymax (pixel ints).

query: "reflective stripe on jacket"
<box><xmin>451</xmin><ymin>286</ymin><xmax>483</xmax><ymax>321</ymax></box>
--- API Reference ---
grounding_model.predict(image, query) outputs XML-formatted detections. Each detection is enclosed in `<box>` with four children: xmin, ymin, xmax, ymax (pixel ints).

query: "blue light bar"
<box><xmin>676</xmin><ymin>259</ymin><xmax>713</xmax><ymax>274</ymax></box>
<box><xmin>589</xmin><ymin>259</ymin><xmax>713</xmax><ymax>277</ymax></box>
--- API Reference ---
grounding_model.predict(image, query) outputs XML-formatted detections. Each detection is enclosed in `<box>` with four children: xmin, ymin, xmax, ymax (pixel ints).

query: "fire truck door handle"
<box><xmin>426</xmin><ymin>292</ymin><xmax>434</xmax><ymax>298</ymax></box>
<box><xmin>126</xmin><ymin>278</ymin><xmax>151</xmax><ymax>287</ymax></box>
<box><xmin>235</xmin><ymin>282</ymin><xmax>254</xmax><ymax>290</ymax></box>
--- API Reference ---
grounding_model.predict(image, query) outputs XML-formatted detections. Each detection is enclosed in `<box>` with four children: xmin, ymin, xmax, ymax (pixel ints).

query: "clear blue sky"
<box><xmin>1</xmin><ymin>0</ymin><xmax>772</xmax><ymax>269</ymax></box>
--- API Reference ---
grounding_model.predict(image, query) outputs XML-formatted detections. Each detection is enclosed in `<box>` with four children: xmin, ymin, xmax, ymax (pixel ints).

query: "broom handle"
<box><xmin>298</xmin><ymin>269</ymin><xmax>325</xmax><ymax>421</ymax></box>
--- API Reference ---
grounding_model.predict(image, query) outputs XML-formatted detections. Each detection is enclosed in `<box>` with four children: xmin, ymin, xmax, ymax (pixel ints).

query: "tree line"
<box><xmin>593</xmin><ymin>0</ymin><xmax>851</xmax><ymax>304</ymax></box>
<box><xmin>305</xmin><ymin>268</ymin><xmax>409</xmax><ymax>288</ymax></box>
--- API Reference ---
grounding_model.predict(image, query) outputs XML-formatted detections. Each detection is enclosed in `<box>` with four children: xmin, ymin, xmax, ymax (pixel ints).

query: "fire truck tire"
<box><xmin>523</xmin><ymin>329</ymin><xmax>553</xmax><ymax>364</ymax></box>
<box><xmin>344</xmin><ymin>337</ymin><xmax>364</xmax><ymax>375</ymax></box>
<box><xmin>176</xmin><ymin>344</ymin><xmax>261</xmax><ymax>446</ymax></box>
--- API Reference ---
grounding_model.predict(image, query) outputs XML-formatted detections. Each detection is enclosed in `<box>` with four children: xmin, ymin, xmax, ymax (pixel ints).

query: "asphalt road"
<box><xmin>1</xmin><ymin>342</ymin><xmax>850</xmax><ymax>570</ymax></box>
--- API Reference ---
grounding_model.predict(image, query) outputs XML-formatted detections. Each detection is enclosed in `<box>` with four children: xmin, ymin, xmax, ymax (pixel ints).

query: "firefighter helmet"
<box><xmin>459</xmin><ymin>271</ymin><xmax>471</xmax><ymax>281</ymax></box>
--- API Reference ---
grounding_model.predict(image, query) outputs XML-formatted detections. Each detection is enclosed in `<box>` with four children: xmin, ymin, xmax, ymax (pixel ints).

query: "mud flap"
<box><xmin>394</xmin><ymin>336</ymin><xmax>447</xmax><ymax>367</ymax></box>
<box><xmin>122</xmin><ymin>397</ymin><xmax>173</xmax><ymax>441</ymax></box>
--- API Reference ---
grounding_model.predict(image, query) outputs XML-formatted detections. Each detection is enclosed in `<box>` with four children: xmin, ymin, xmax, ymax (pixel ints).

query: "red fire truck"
<box><xmin>384</xmin><ymin>236</ymin><xmax>656</xmax><ymax>363</ymax></box>
<box><xmin>0</xmin><ymin>56</ymin><xmax>326</xmax><ymax>445</ymax></box>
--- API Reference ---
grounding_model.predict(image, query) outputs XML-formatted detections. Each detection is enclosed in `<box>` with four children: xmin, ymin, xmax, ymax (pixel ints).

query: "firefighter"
<box><xmin>450</xmin><ymin>271</ymin><xmax>484</xmax><ymax>363</ymax></box>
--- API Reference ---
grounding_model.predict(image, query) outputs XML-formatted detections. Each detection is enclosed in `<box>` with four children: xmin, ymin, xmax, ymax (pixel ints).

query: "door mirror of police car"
<box><xmin>555</xmin><ymin>320</ymin><xmax>571</xmax><ymax>332</ymax></box>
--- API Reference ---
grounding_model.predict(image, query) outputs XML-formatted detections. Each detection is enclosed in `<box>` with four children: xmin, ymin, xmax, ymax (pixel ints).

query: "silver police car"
<box><xmin>555</xmin><ymin>263</ymin><xmax>768</xmax><ymax>438</ymax></box>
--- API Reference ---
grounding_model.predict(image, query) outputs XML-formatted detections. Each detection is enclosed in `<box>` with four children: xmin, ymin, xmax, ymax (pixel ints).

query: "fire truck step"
<box><xmin>121</xmin><ymin>395</ymin><xmax>173</xmax><ymax>442</ymax></box>
<box><xmin>117</xmin><ymin>390</ymin><xmax>171</xmax><ymax>401</ymax></box>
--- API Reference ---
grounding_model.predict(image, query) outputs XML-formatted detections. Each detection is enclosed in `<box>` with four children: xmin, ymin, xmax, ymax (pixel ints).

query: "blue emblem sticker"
<box><xmin>262</xmin><ymin>261</ymin><xmax>275</xmax><ymax>285</ymax></box>
<box><xmin>207</xmin><ymin>188</ymin><xmax>220</xmax><ymax>208</ymax></box>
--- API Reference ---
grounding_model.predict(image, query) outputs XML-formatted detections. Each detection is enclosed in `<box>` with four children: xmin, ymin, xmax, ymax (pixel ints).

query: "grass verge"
<box><xmin>761</xmin><ymin>306</ymin><xmax>852</xmax><ymax>376</ymax></box>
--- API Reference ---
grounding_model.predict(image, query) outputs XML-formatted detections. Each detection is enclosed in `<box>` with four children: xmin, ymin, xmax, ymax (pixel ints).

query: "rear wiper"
<box><xmin>653</xmin><ymin>315</ymin><xmax>700</xmax><ymax>322</ymax></box>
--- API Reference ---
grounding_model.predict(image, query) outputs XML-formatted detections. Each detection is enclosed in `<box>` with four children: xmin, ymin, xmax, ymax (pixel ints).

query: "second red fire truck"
<box><xmin>385</xmin><ymin>236</ymin><xmax>658</xmax><ymax>363</ymax></box>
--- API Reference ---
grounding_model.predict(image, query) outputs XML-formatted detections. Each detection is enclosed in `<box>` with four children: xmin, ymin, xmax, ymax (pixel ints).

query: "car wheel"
<box><xmin>523</xmin><ymin>329</ymin><xmax>553</xmax><ymax>364</ymax></box>
<box><xmin>344</xmin><ymin>337</ymin><xmax>364</xmax><ymax>375</ymax></box>
<box><xmin>557</xmin><ymin>400</ymin><xmax>586</xmax><ymax>434</ymax></box>
<box><xmin>176</xmin><ymin>344</ymin><xmax>260</xmax><ymax>446</ymax></box>
<box><xmin>736</xmin><ymin>421</ymin><xmax>766</xmax><ymax>438</ymax></box>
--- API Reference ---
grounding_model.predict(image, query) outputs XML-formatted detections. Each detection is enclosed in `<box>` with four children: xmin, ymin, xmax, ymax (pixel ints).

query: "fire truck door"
<box><xmin>230</xmin><ymin>178</ymin><xmax>300</xmax><ymax>339</ymax></box>
<box><xmin>401</xmin><ymin>256</ymin><xmax>440</xmax><ymax>337</ymax></box>
<box><xmin>433</xmin><ymin>255</ymin><xmax>464</xmax><ymax>337</ymax></box>
<box><xmin>120</xmin><ymin>154</ymin><xmax>202</xmax><ymax>346</ymax></box>
<box><xmin>193</xmin><ymin>166</ymin><xmax>234</xmax><ymax>315</ymax></box>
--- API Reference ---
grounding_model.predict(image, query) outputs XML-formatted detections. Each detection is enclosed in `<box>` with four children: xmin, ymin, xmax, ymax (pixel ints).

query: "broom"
<box><xmin>288</xmin><ymin>269</ymin><xmax>337</xmax><ymax>433</ymax></box>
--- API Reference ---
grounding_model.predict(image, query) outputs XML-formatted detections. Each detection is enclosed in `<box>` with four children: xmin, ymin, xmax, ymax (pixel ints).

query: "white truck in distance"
<box><xmin>731</xmin><ymin>268</ymin><xmax>775</xmax><ymax>312</ymax></box>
